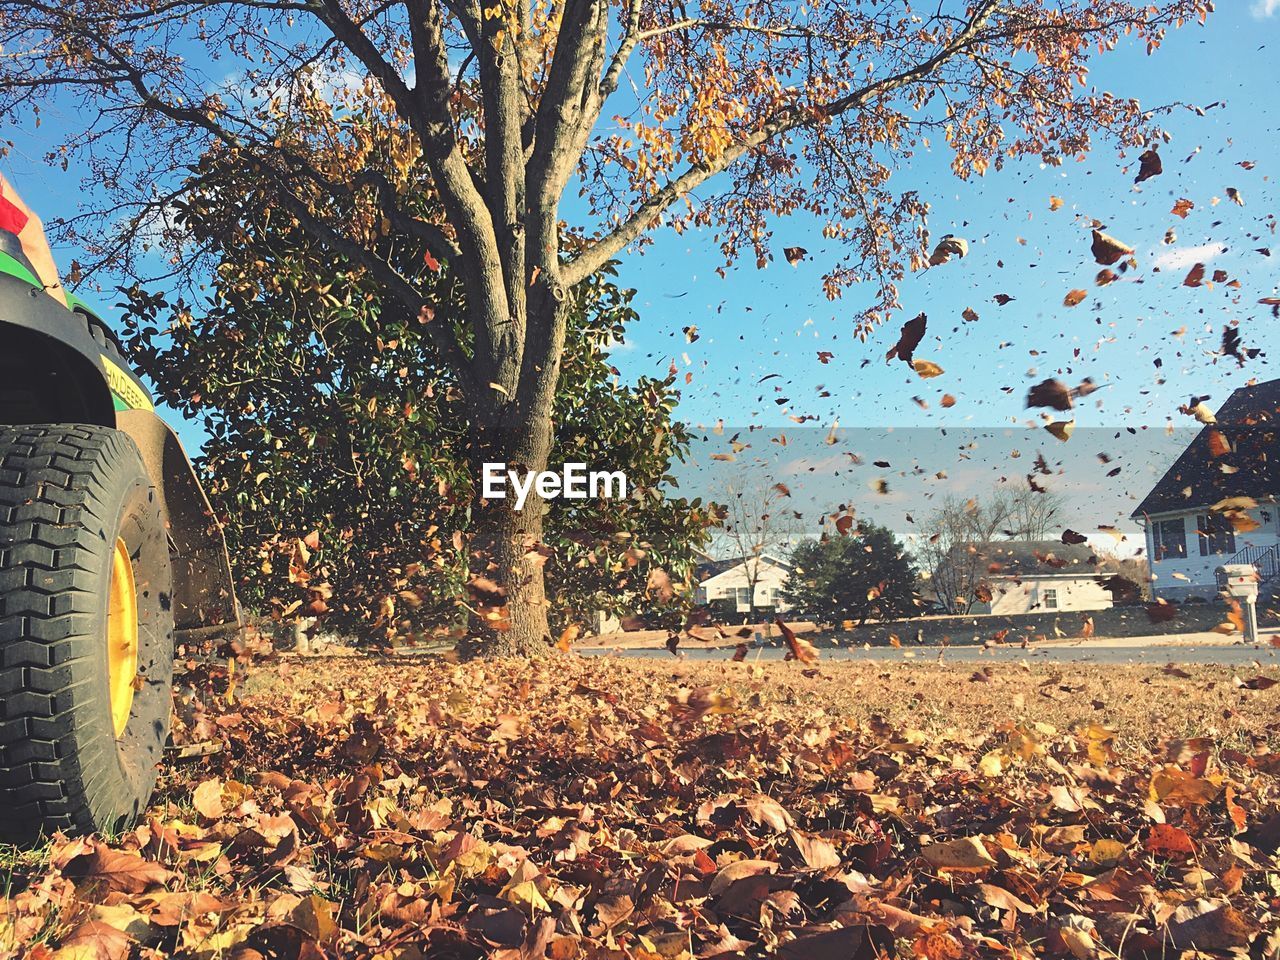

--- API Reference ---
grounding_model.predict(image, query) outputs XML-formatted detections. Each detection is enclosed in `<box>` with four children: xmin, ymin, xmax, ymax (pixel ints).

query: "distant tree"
<box><xmin>784</xmin><ymin>522</ymin><xmax>918</xmax><ymax>626</ymax></box>
<box><xmin>919</xmin><ymin>481</ymin><xmax>1066</xmax><ymax>613</ymax></box>
<box><xmin>712</xmin><ymin>475</ymin><xmax>802</xmax><ymax>619</ymax></box>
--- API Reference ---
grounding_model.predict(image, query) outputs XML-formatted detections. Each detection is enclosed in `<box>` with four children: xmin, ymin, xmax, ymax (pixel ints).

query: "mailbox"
<box><xmin>1218</xmin><ymin>563</ymin><xmax>1260</xmax><ymax>600</ymax></box>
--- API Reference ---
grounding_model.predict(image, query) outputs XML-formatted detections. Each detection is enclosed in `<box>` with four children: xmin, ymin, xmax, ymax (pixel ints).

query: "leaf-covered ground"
<box><xmin>5</xmin><ymin>656</ymin><xmax>1280</xmax><ymax>959</ymax></box>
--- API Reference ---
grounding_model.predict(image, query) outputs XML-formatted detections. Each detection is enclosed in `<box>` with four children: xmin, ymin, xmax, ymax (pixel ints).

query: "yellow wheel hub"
<box><xmin>107</xmin><ymin>537</ymin><xmax>139</xmax><ymax>737</ymax></box>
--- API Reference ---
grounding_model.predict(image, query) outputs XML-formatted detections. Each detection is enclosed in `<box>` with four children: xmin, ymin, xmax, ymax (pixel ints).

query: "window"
<box><xmin>1042</xmin><ymin>588</ymin><xmax>1058</xmax><ymax>610</ymax></box>
<box><xmin>1197</xmin><ymin>514</ymin><xmax>1236</xmax><ymax>557</ymax></box>
<box><xmin>1152</xmin><ymin>517</ymin><xmax>1187</xmax><ymax>560</ymax></box>
<box><xmin>734</xmin><ymin>586</ymin><xmax>751</xmax><ymax>606</ymax></box>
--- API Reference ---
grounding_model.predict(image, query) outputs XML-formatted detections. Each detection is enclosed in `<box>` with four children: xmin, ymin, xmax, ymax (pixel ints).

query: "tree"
<box><xmin>918</xmin><ymin>481</ymin><xmax>1066</xmax><ymax>613</ymax></box>
<box><xmin>0</xmin><ymin>0</ymin><xmax>1211</xmax><ymax>654</ymax></box>
<box><xmin>784</xmin><ymin>522</ymin><xmax>917</xmax><ymax>626</ymax></box>
<box><xmin>712</xmin><ymin>474</ymin><xmax>802</xmax><ymax>619</ymax></box>
<box><xmin>123</xmin><ymin>209</ymin><xmax>714</xmax><ymax>644</ymax></box>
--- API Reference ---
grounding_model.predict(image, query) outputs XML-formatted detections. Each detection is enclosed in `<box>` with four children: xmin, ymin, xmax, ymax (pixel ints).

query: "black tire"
<box><xmin>0</xmin><ymin>424</ymin><xmax>174</xmax><ymax>843</ymax></box>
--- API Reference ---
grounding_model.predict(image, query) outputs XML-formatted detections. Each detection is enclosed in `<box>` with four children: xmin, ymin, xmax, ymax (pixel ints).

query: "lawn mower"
<box><xmin>0</xmin><ymin>176</ymin><xmax>238</xmax><ymax>844</ymax></box>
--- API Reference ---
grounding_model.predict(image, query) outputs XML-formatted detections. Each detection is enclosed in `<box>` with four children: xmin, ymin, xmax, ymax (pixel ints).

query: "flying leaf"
<box><xmin>1134</xmin><ymin>148</ymin><xmax>1162</xmax><ymax>183</ymax></box>
<box><xmin>1026</xmin><ymin>379</ymin><xmax>1073</xmax><ymax>412</ymax></box>
<box><xmin>928</xmin><ymin>235</ymin><xmax>968</xmax><ymax>266</ymax></box>
<box><xmin>1044</xmin><ymin>421</ymin><xmax>1075</xmax><ymax>442</ymax></box>
<box><xmin>1090</xmin><ymin>230</ymin><xmax>1133</xmax><ymax>266</ymax></box>
<box><xmin>886</xmin><ymin>312</ymin><xmax>927</xmax><ymax>364</ymax></box>
<box><xmin>776</xmin><ymin>618</ymin><xmax>818</xmax><ymax>665</ymax></box>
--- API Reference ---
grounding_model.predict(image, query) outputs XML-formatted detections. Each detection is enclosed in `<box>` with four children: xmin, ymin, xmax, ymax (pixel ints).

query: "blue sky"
<box><xmin>598</xmin><ymin>3</ymin><xmax>1280</xmax><ymax>541</ymax></box>
<box><xmin>610</xmin><ymin>3</ymin><xmax>1279</xmax><ymax>432</ymax></box>
<box><xmin>4</xmin><ymin>2</ymin><xmax>1278</xmax><ymax>546</ymax></box>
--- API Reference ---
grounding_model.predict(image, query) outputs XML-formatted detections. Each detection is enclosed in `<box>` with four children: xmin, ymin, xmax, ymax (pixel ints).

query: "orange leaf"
<box><xmin>776</xmin><ymin>618</ymin><xmax>818</xmax><ymax>665</ymax></box>
<box><xmin>1144</xmin><ymin>823</ymin><xmax>1196</xmax><ymax>858</ymax></box>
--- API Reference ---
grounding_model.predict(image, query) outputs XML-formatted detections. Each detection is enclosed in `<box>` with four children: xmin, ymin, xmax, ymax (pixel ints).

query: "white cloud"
<box><xmin>601</xmin><ymin>335</ymin><xmax>635</xmax><ymax>353</ymax></box>
<box><xmin>1151</xmin><ymin>241</ymin><xmax>1227</xmax><ymax>272</ymax></box>
<box><xmin>1252</xmin><ymin>0</ymin><xmax>1279</xmax><ymax>17</ymax></box>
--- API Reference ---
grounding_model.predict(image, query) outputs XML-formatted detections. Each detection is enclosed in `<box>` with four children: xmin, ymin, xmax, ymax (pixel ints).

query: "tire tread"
<box><xmin>0</xmin><ymin>425</ymin><xmax>153</xmax><ymax>841</ymax></box>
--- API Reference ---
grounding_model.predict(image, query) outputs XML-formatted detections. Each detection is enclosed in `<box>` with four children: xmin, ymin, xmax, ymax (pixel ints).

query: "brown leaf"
<box><xmin>1167</xmin><ymin>904</ymin><xmax>1255</xmax><ymax>952</ymax></box>
<box><xmin>778</xmin><ymin>924</ymin><xmax>887</xmax><ymax>960</ymax></box>
<box><xmin>978</xmin><ymin>883</ymin><xmax>1034</xmax><ymax>914</ymax></box>
<box><xmin>51</xmin><ymin>921</ymin><xmax>132</xmax><ymax>960</ymax></box>
<box><xmin>1134</xmin><ymin>148</ymin><xmax>1162</xmax><ymax>183</ymax></box>
<box><xmin>1063</xmin><ymin>289</ymin><xmax>1087</xmax><ymax>307</ymax></box>
<box><xmin>593</xmin><ymin>894</ymin><xmax>634</xmax><ymax>930</ymax></box>
<box><xmin>886</xmin><ymin>312</ymin><xmax>926</xmax><ymax>364</ymax></box>
<box><xmin>708</xmin><ymin>859</ymin><xmax>778</xmax><ymax>896</ymax></box>
<box><xmin>1026</xmin><ymin>379</ymin><xmax>1073</xmax><ymax>411</ymax></box>
<box><xmin>1144</xmin><ymin>823</ymin><xmax>1196</xmax><ymax>858</ymax></box>
<box><xmin>777</xmin><ymin>617</ymin><xmax>818</xmax><ymax>665</ymax></box>
<box><xmin>928</xmin><ymin>235</ymin><xmax>968</xmax><ymax>266</ymax></box>
<box><xmin>556</xmin><ymin>623</ymin><xmax>579</xmax><ymax>653</ymax></box>
<box><xmin>1234</xmin><ymin>675</ymin><xmax>1278</xmax><ymax>691</ymax></box>
<box><xmin>743</xmin><ymin>794</ymin><xmax>794</xmax><ymax>833</ymax></box>
<box><xmin>1090</xmin><ymin>229</ymin><xmax>1133</xmax><ymax>266</ymax></box>
<box><xmin>1044</xmin><ymin>420</ymin><xmax>1075</xmax><ymax>442</ymax></box>
<box><xmin>60</xmin><ymin>843</ymin><xmax>173</xmax><ymax>896</ymax></box>
<box><xmin>645</xmin><ymin>567</ymin><xmax>674</xmax><ymax>602</ymax></box>
<box><xmin>920</xmin><ymin>836</ymin><xmax>996</xmax><ymax>869</ymax></box>
<box><xmin>790</xmin><ymin>830</ymin><xmax>841</xmax><ymax>869</ymax></box>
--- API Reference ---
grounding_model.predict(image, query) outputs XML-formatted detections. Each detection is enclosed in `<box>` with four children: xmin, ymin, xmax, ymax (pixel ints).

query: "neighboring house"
<box><xmin>696</xmin><ymin>554</ymin><xmax>793</xmax><ymax>613</ymax></box>
<box><xmin>970</xmin><ymin>541</ymin><xmax>1113</xmax><ymax>614</ymax></box>
<box><xmin>1132</xmin><ymin>378</ymin><xmax>1280</xmax><ymax>601</ymax></box>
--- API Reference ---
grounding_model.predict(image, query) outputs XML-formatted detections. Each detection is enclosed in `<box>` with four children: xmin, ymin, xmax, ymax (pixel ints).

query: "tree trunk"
<box><xmin>456</xmin><ymin>287</ymin><xmax>568</xmax><ymax>659</ymax></box>
<box><xmin>457</xmin><ymin>416</ymin><xmax>556</xmax><ymax>659</ymax></box>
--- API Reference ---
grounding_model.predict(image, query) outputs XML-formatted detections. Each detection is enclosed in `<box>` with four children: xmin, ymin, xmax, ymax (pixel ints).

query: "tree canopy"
<box><xmin>122</xmin><ymin>171</ymin><xmax>715</xmax><ymax>643</ymax></box>
<box><xmin>784</xmin><ymin>522</ymin><xmax>918</xmax><ymax>626</ymax></box>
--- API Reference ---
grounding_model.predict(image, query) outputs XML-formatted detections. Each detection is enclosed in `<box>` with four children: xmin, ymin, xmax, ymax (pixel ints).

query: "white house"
<box><xmin>695</xmin><ymin>554</ymin><xmax>793</xmax><ymax>613</ymax></box>
<box><xmin>969</xmin><ymin>541</ymin><xmax>1113</xmax><ymax>614</ymax></box>
<box><xmin>1132</xmin><ymin>378</ymin><xmax>1280</xmax><ymax>601</ymax></box>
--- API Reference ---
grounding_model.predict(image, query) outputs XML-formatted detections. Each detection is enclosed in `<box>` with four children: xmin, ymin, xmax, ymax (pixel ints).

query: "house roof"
<box><xmin>1131</xmin><ymin>377</ymin><xmax>1280</xmax><ymax>518</ymax></box>
<box><xmin>696</xmin><ymin>554</ymin><xmax>791</xmax><ymax>582</ymax></box>
<box><xmin>969</xmin><ymin>540</ymin><xmax>1100</xmax><ymax>579</ymax></box>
